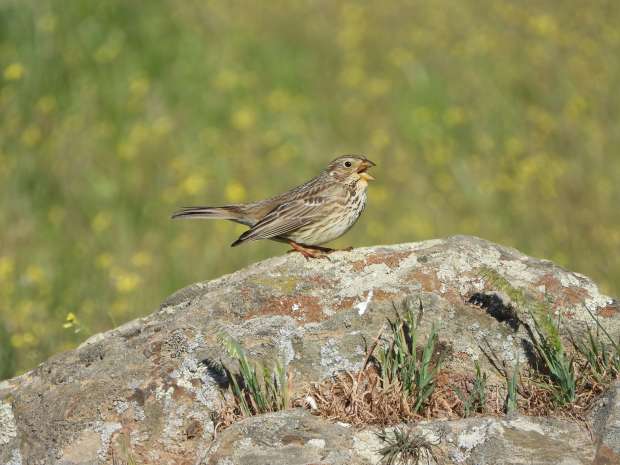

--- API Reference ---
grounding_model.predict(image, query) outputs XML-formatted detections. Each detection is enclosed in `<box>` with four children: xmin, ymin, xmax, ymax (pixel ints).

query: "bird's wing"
<box><xmin>231</xmin><ymin>196</ymin><xmax>331</xmax><ymax>246</ymax></box>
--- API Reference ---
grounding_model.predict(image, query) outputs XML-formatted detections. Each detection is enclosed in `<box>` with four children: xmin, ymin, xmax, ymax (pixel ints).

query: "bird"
<box><xmin>171</xmin><ymin>155</ymin><xmax>376</xmax><ymax>259</ymax></box>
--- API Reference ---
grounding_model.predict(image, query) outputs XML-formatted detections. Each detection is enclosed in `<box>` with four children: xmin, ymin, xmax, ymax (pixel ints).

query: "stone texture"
<box><xmin>207</xmin><ymin>409</ymin><xmax>597</xmax><ymax>465</ymax></box>
<box><xmin>0</xmin><ymin>236</ymin><xmax>618</xmax><ymax>464</ymax></box>
<box><xmin>592</xmin><ymin>383</ymin><xmax>620</xmax><ymax>465</ymax></box>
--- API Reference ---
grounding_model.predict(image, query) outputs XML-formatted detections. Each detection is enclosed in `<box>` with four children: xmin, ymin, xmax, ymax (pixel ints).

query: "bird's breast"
<box><xmin>287</xmin><ymin>186</ymin><xmax>367</xmax><ymax>245</ymax></box>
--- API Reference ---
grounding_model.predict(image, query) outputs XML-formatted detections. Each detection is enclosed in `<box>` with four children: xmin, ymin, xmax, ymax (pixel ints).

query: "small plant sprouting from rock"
<box><xmin>504</xmin><ymin>361</ymin><xmax>519</xmax><ymax>415</ymax></box>
<box><xmin>112</xmin><ymin>433</ymin><xmax>138</xmax><ymax>465</ymax></box>
<box><xmin>376</xmin><ymin>303</ymin><xmax>443</xmax><ymax>414</ymax></box>
<box><xmin>376</xmin><ymin>426</ymin><xmax>442</xmax><ymax>465</ymax></box>
<box><xmin>480</xmin><ymin>267</ymin><xmax>617</xmax><ymax>418</ymax></box>
<box><xmin>569</xmin><ymin>306</ymin><xmax>620</xmax><ymax>382</ymax></box>
<box><xmin>527</xmin><ymin>310</ymin><xmax>576</xmax><ymax>405</ymax></box>
<box><xmin>216</xmin><ymin>332</ymin><xmax>291</xmax><ymax>428</ymax></box>
<box><xmin>454</xmin><ymin>361</ymin><xmax>488</xmax><ymax>417</ymax></box>
<box><xmin>303</xmin><ymin>300</ymin><xmax>445</xmax><ymax>425</ymax></box>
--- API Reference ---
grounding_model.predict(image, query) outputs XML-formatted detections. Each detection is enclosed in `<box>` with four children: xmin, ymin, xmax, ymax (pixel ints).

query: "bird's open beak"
<box><xmin>357</xmin><ymin>159</ymin><xmax>376</xmax><ymax>181</ymax></box>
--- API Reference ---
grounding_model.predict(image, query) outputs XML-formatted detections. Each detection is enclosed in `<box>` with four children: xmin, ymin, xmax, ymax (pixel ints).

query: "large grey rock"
<box><xmin>1</xmin><ymin>236</ymin><xmax>618</xmax><ymax>464</ymax></box>
<box><xmin>207</xmin><ymin>409</ymin><xmax>598</xmax><ymax>465</ymax></box>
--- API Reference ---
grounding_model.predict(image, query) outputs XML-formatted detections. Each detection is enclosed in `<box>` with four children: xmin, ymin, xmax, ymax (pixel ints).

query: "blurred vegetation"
<box><xmin>0</xmin><ymin>0</ymin><xmax>619</xmax><ymax>378</ymax></box>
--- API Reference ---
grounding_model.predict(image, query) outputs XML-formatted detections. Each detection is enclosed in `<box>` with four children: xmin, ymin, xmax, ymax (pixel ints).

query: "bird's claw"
<box><xmin>287</xmin><ymin>248</ymin><xmax>330</xmax><ymax>261</ymax></box>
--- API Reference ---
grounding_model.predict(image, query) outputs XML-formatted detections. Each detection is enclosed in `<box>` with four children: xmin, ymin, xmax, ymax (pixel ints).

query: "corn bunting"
<box><xmin>171</xmin><ymin>155</ymin><xmax>376</xmax><ymax>258</ymax></box>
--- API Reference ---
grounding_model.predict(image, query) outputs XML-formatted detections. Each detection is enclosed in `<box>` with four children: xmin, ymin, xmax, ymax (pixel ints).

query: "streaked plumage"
<box><xmin>171</xmin><ymin>155</ymin><xmax>376</xmax><ymax>258</ymax></box>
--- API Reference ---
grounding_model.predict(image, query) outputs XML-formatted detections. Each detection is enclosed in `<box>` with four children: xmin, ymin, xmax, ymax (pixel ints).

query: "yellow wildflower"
<box><xmin>131</xmin><ymin>251</ymin><xmax>152</xmax><ymax>268</ymax></box>
<box><xmin>91</xmin><ymin>212</ymin><xmax>112</xmax><ymax>233</ymax></box>
<box><xmin>226</xmin><ymin>182</ymin><xmax>246</xmax><ymax>202</ymax></box>
<box><xmin>129</xmin><ymin>77</ymin><xmax>150</xmax><ymax>97</ymax></box>
<box><xmin>114</xmin><ymin>270</ymin><xmax>141</xmax><ymax>293</ymax></box>
<box><xmin>4</xmin><ymin>63</ymin><xmax>25</xmax><ymax>81</ymax></box>
<box><xmin>96</xmin><ymin>253</ymin><xmax>113</xmax><ymax>270</ymax></box>
<box><xmin>36</xmin><ymin>96</ymin><xmax>56</xmax><ymax>114</ymax></box>
<box><xmin>0</xmin><ymin>257</ymin><xmax>14</xmax><ymax>280</ymax></box>
<box><xmin>214</xmin><ymin>69</ymin><xmax>239</xmax><ymax>91</ymax></box>
<box><xmin>21</xmin><ymin>126</ymin><xmax>42</xmax><ymax>146</ymax></box>
<box><xmin>182</xmin><ymin>174</ymin><xmax>205</xmax><ymax>195</ymax></box>
<box><xmin>231</xmin><ymin>107</ymin><xmax>256</xmax><ymax>130</ymax></box>
<box><xmin>153</xmin><ymin>116</ymin><xmax>173</xmax><ymax>136</ymax></box>
<box><xmin>63</xmin><ymin>312</ymin><xmax>78</xmax><ymax>329</ymax></box>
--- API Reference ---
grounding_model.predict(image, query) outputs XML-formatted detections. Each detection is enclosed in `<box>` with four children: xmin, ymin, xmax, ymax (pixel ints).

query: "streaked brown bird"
<box><xmin>171</xmin><ymin>155</ymin><xmax>376</xmax><ymax>258</ymax></box>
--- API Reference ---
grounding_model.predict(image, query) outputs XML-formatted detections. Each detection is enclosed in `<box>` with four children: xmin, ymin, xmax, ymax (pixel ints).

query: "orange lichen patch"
<box><xmin>333</xmin><ymin>296</ymin><xmax>357</xmax><ymax>311</ymax></box>
<box><xmin>245</xmin><ymin>295</ymin><xmax>324</xmax><ymax>322</ymax></box>
<box><xmin>598</xmin><ymin>304</ymin><xmax>618</xmax><ymax>318</ymax></box>
<box><xmin>536</xmin><ymin>273</ymin><xmax>589</xmax><ymax>309</ymax></box>
<box><xmin>171</xmin><ymin>384</ymin><xmax>193</xmax><ymax>401</ymax></box>
<box><xmin>333</xmin><ymin>289</ymin><xmax>400</xmax><ymax>312</ymax></box>
<box><xmin>373</xmin><ymin>289</ymin><xmax>401</xmax><ymax>301</ymax></box>
<box><xmin>408</xmin><ymin>270</ymin><xmax>441</xmax><ymax>293</ymax></box>
<box><xmin>350</xmin><ymin>251</ymin><xmax>412</xmax><ymax>272</ymax></box>
<box><xmin>593</xmin><ymin>445</ymin><xmax>620</xmax><ymax>465</ymax></box>
<box><xmin>452</xmin><ymin>351</ymin><xmax>472</xmax><ymax>362</ymax></box>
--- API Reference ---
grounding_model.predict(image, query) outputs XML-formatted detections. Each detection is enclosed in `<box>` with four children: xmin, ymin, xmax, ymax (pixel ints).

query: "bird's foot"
<box><xmin>311</xmin><ymin>245</ymin><xmax>336</xmax><ymax>253</ymax></box>
<box><xmin>287</xmin><ymin>242</ymin><xmax>331</xmax><ymax>260</ymax></box>
<box><xmin>322</xmin><ymin>246</ymin><xmax>353</xmax><ymax>254</ymax></box>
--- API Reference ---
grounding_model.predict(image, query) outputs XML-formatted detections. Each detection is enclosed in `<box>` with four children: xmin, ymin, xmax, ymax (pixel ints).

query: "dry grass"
<box><xmin>298</xmin><ymin>300</ymin><xmax>502</xmax><ymax>426</ymax></box>
<box><xmin>213</xmin><ymin>299</ymin><xmax>616</xmax><ymax>433</ymax></box>
<box><xmin>300</xmin><ymin>366</ymin><xmax>506</xmax><ymax>427</ymax></box>
<box><xmin>376</xmin><ymin>426</ymin><xmax>444</xmax><ymax>465</ymax></box>
<box><xmin>514</xmin><ymin>366</ymin><xmax>609</xmax><ymax>422</ymax></box>
<box><xmin>299</xmin><ymin>359</ymin><xmax>608</xmax><ymax>429</ymax></box>
<box><xmin>299</xmin><ymin>366</ymin><xmax>417</xmax><ymax>427</ymax></box>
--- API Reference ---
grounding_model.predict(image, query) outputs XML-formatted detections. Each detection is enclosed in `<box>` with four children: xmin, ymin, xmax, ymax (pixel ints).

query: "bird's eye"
<box><xmin>344</xmin><ymin>161</ymin><xmax>352</xmax><ymax>167</ymax></box>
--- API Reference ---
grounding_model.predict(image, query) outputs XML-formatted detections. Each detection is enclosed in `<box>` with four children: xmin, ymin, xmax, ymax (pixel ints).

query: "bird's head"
<box><xmin>325</xmin><ymin>155</ymin><xmax>376</xmax><ymax>185</ymax></box>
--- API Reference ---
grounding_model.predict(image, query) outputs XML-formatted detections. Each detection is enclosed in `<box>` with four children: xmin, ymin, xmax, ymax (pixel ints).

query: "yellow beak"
<box><xmin>359</xmin><ymin>171</ymin><xmax>375</xmax><ymax>181</ymax></box>
<box><xmin>357</xmin><ymin>159</ymin><xmax>376</xmax><ymax>181</ymax></box>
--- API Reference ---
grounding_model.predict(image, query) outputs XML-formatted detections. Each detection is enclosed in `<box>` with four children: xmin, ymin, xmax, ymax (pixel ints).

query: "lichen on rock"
<box><xmin>1</xmin><ymin>236</ymin><xmax>619</xmax><ymax>464</ymax></box>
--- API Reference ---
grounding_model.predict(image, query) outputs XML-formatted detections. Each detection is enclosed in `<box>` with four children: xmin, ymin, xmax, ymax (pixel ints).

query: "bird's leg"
<box><xmin>286</xmin><ymin>244</ymin><xmax>353</xmax><ymax>255</ymax></box>
<box><xmin>311</xmin><ymin>245</ymin><xmax>353</xmax><ymax>254</ymax></box>
<box><xmin>309</xmin><ymin>245</ymin><xmax>336</xmax><ymax>253</ymax></box>
<box><xmin>287</xmin><ymin>241</ymin><xmax>330</xmax><ymax>260</ymax></box>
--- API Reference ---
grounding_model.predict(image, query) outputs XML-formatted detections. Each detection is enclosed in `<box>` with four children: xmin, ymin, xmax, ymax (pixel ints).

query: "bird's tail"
<box><xmin>171</xmin><ymin>205</ymin><xmax>246</xmax><ymax>223</ymax></box>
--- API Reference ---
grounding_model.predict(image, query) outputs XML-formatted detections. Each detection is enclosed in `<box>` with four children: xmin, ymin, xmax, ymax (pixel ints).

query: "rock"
<box><xmin>592</xmin><ymin>382</ymin><xmax>620</xmax><ymax>465</ymax></box>
<box><xmin>207</xmin><ymin>409</ymin><xmax>597</xmax><ymax>465</ymax></box>
<box><xmin>0</xmin><ymin>236</ymin><xmax>618</xmax><ymax>464</ymax></box>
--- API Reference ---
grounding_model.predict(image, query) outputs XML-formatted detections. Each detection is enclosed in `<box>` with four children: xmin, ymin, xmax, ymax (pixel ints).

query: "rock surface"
<box><xmin>207</xmin><ymin>409</ymin><xmax>598</xmax><ymax>465</ymax></box>
<box><xmin>1</xmin><ymin>236</ymin><xmax>619</xmax><ymax>464</ymax></box>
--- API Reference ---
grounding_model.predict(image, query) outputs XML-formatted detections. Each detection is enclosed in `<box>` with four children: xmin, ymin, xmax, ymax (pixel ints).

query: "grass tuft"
<box><xmin>480</xmin><ymin>269</ymin><xmax>618</xmax><ymax>418</ymax></box>
<box><xmin>112</xmin><ymin>433</ymin><xmax>138</xmax><ymax>465</ymax></box>
<box><xmin>570</xmin><ymin>307</ymin><xmax>620</xmax><ymax>382</ymax></box>
<box><xmin>302</xmin><ymin>300</ymin><xmax>445</xmax><ymax>425</ymax></box>
<box><xmin>454</xmin><ymin>361</ymin><xmax>488</xmax><ymax>417</ymax></box>
<box><xmin>376</xmin><ymin>426</ymin><xmax>442</xmax><ymax>465</ymax></box>
<box><xmin>215</xmin><ymin>332</ymin><xmax>291</xmax><ymax>429</ymax></box>
<box><xmin>375</xmin><ymin>301</ymin><xmax>443</xmax><ymax>414</ymax></box>
<box><xmin>505</xmin><ymin>361</ymin><xmax>519</xmax><ymax>415</ymax></box>
<box><xmin>527</xmin><ymin>310</ymin><xmax>576</xmax><ymax>406</ymax></box>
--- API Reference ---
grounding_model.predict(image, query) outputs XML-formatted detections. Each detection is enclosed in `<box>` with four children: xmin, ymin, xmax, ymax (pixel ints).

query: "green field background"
<box><xmin>1</xmin><ymin>1</ymin><xmax>619</xmax><ymax>378</ymax></box>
